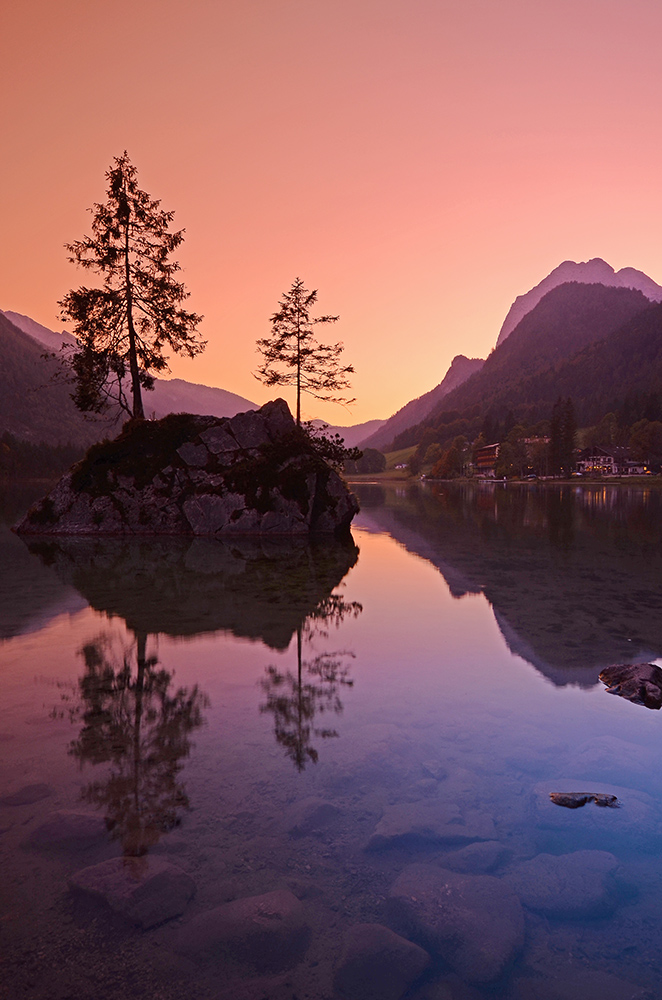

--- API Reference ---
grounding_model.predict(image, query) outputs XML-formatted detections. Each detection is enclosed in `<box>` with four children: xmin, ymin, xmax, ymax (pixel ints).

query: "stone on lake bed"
<box><xmin>69</xmin><ymin>856</ymin><xmax>196</xmax><ymax>928</ymax></box>
<box><xmin>0</xmin><ymin>783</ymin><xmax>52</xmax><ymax>806</ymax></box>
<box><xmin>387</xmin><ymin>863</ymin><xmax>524</xmax><ymax>984</ymax></box>
<box><xmin>25</xmin><ymin>810</ymin><xmax>108</xmax><ymax>848</ymax></box>
<box><xmin>504</xmin><ymin>850</ymin><xmax>620</xmax><ymax>919</ymax></box>
<box><xmin>174</xmin><ymin>889</ymin><xmax>311</xmax><ymax>971</ymax></box>
<box><xmin>334</xmin><ymin>923</ymin><xmax>431</xmax><ymax>1000</ymax></box>
<box><xmin>284</xmin><ymin>797</ymin><xmax>342</xmax><ymax>838</ymax></box>
<box><xmin>367</xmin><ymin>800</ymin><xmax>495</xmax><ymax>850</ymax></box>
<box><xmin>434</xmin><ymin>840</ymin><xmax>510</xmax><ymax>874</ymax></box>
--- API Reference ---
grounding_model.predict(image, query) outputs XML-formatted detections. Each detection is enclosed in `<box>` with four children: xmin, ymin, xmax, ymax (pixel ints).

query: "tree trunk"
<box><xmin>124</xmin><ymin>219</ymin><xmax>144</xmax><ymax>419</ymax></box>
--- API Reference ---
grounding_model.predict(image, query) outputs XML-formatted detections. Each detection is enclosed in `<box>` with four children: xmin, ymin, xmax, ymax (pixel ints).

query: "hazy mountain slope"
<box><xmin>147</xmin><ymin>378</ymin><xmax>257</xmax><ymax>420</ymax></box>
<box><xmin>0</xmin><ymin>312</ymin><xmax>111</xmax><ymax>447</ymax></box>
<box><xmin>362</xmin><ymin>355</ymin><xmax>485</xmax><ymax>451</ymax></box>
<box><xmin>2</xmin><ymin>309</ymin><xmax>71</xmax><ymax>352</ymax></box>
<box><xmin>1</xmin><ymin>310</ymin><xmax>258</xmax><ymax>446</ymax></box>
<box><xmin>496</xmin><ymin>258</ymin><xmax>662</xmax><ymax>347</ymax></box>
<box><xmin>310</xmin><ymin>418</ymin><xmax>386</xmax><ymax>449</ymax></box>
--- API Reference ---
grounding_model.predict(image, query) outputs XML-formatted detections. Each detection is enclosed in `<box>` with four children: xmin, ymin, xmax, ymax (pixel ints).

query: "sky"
<box><xmin>2</xmin><ymin>0</ymin><xmax>662</xmax><ymax>424</ymax></box>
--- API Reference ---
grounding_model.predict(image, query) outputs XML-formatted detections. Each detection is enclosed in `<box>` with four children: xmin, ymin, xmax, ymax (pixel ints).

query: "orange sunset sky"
<box><xmin>2</xmin><ymin>0</ymin><xmax>662</xmax><ymax>424</ymax></box>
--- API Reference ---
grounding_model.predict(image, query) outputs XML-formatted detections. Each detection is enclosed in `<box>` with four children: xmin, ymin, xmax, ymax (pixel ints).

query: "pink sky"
<box><xmin>2</xmin><ymin>0</ymin><xmax>662</xmax><ymax>423</ymax></box>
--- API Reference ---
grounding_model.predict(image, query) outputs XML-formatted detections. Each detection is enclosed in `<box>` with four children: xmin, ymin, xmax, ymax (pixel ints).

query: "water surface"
<box><xmin>1</xmin><ymin>479</ymin><xmax>661</xmax><ymax>999</ymax></box>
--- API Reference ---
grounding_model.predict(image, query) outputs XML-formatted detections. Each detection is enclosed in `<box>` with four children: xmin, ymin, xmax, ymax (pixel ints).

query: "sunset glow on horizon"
<box><xmin>2</xmin><ymin>0</ymin><xmax>662</xmax><ymax>423</ymax></box>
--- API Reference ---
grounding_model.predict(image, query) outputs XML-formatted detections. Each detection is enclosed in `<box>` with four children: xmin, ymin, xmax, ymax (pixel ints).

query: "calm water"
<box><xmin>1</xmin><ymin>479</ymin><xmax>662</xmax><ymax>999</ymax></box>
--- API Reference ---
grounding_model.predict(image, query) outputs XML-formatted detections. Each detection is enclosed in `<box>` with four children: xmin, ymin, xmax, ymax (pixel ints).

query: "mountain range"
<box><xmin>3</xmin><ymin>255</ymin><xmax>662</xmax><ymax>454</ymax></box>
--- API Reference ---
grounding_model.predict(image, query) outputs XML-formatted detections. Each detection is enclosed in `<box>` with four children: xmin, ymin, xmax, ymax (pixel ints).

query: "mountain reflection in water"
<box><xmin>354</xmin><ymin>481</ymin><xmax>662</xmax><ymax>686</ymax></box>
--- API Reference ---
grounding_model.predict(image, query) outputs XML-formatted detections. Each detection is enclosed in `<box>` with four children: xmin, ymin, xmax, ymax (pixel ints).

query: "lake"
<box><xmin>1</xmin><ymin>479</ymin><xmax>661</xmax><ymax>1000</ymax></box>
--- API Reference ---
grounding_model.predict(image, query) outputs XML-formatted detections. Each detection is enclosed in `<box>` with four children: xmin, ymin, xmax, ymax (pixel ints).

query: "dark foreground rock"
<box><xmin>599</xmin><ymin>662</ymin><xmax>662</xmax><ymax>709</ymax></box>
<box><xmin>15</xmin><ymin>400</ymin><xmax>359</xmax><ymax>537</ymax></box>
<box><xmin>387</xmin><ymin>864</ymin><xmax>524</xmax><ymax>984</ymax></box>
<box><xmin>334</xmin><ymin>923</ymin><xmax>431</xmax><ymax>1000</ymax></box>
<box><xmin>69</xmin><ymin>856</ymin><xmax>195</xmax><ymax>928</ymax></box>
<box><xmin>174</xmin><ymin>889</ymin><xmax>311</xmax><ymax>971</ymax></box>
<box><xmin>504</xmin><ymin>850</ymin><xmax>620</xmax><ymax>919</ymax></box>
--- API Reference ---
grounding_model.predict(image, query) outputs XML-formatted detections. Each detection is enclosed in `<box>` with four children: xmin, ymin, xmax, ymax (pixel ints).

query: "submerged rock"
<box><xmin>334</xmin><ymin>922</ymin><xmax>431</xmax><ymax>1000</ymax></box>
<box><xmin>504</xmin><ymin>850</ymin><xmax>620</xmax><ymax>919</ymax></box>
<box><xmin>387</xmin><ymin>863</ymin><xmax>524</xmax><ymax>984</ymax></box>
<box><xmin>284</xmin><ymin>797</ymin><xmax>342</xmax><ymax>838</ymax></box>
<box><xmin>15</xmin><ymin>400</ymin><xmax>359</xmax><ymax>537</ymax></box>
<box><xmin>599</xmin><ymin>662</ymin><xmax>662</xmax><ymax>710</ymax></box>
<box><xmin>174</xmin><ymin>888</ymin><xmax>311</xmax><ymax>971</ymax></box>
<box><xmin>0</xmin><ymin>783</ymin><xmax>52</xmax><ymax>806</ymax></box>
<box><xmin>69</xmin><ymin>856</ymin><xmax>195</xmax><ymax>928</ymax></box>
<box><xmin>26</xmin><ymin>810</ymin><xmax>108</xmax><ymax>849</ymax></box>
<box><xmin>367</xmin><ymin>800</ymin><xmax>495</xmax><ymax>851</ymax></box>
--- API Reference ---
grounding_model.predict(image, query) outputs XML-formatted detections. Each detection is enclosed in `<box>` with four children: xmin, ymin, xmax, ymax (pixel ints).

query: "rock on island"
<box><xmin>15</xmin><ymin>399</ymin><xmax>359</xmax><ymax>537</ymax></box>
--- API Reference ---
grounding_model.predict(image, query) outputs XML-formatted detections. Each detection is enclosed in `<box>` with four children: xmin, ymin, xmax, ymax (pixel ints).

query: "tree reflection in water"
<box><xmin>260</xmin><ymin>593</ymin><xmax>362</xmax><ymax>771</ymax></box>
<box><xmin>69</xmin><ymin>630</ymin><xmax>208</xmax><ymax>856</ymax></box>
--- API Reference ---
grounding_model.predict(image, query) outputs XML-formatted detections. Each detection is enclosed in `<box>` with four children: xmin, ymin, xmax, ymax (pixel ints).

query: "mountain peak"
<box><xmin>496</xmin><ymin>258</ymin><xmax>662</xmax><ymax>347</ymax></box>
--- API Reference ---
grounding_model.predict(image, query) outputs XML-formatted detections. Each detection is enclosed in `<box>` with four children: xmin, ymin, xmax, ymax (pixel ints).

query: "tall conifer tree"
<box><xmin>59</xmin><ymin>152</ymin><xmax>204</xmax><ymax>419</ymax></box>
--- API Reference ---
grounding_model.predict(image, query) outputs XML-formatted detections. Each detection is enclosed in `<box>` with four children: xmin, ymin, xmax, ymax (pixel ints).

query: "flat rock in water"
<box><xmin>504</xmin><ymin>850</ymin><xmax>619</xmax><ymax>919</ymax></box>
<box><xmin>0</xmin><ymin>783</ymin><xmax>52</xmax><ymax>806</ymax></box>
<box><xmin>367</xmin><ymin>800</ymin><xmax>495</xmax><ymax>851</ymax></box>
<box><xmin>334</xmin><ymin>922</ymin><xmax>430</xmax><ymax>1000</ymax></box>
<box><xmin>599</xmin><ymin>662</ymin><xmax>662</xmax><ymax>709</ymax></box>
<box><xmin>26</xmin><ymin>810</ymin><xmax>108</xmax><ymax>849</ymax></box>
<box><xmin>284</xmin><ymin>797</ymin><xmax>341</xmax><ymax>838</ymax></box>
<box><xmin>175</xmin><ymin>889</ymin><xmax>311</xmax><ymax>971</ymax></box>
<box><xmin>549</xmin><ymin>792</ymin><xmax>618</xmax><ymax>809</ymax></box>
<box><xmin>435</xmin><ymin>840</ymin><xmax>510</xmax><ymax>874</ymax></box>
<box><xmin>387</xmin><ymin>863</ymin><xmax>524</xmax><ymax>984</ymax></box>
<box><xmin>531</xmin><ymin>780</ymin><xmax>662</xmax><ymax>849</ymax></box>
<box><xmin>69</xmin><ymin>856</ymin><xmax>195</xmax><ymax>928</ymax></box>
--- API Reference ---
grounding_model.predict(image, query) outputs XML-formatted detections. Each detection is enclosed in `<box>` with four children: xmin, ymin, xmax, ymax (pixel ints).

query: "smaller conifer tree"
<box><xmin>255</xmin><ymin>278</ymin><xmax>354</xmax><ymax>425</ymax></box>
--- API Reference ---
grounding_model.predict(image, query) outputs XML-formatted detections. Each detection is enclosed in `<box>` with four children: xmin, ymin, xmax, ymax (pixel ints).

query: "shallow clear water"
<box><xmin>1</xmin><ymin>479</ymin><xmax>662</xmax><ymax>999</ymax></box>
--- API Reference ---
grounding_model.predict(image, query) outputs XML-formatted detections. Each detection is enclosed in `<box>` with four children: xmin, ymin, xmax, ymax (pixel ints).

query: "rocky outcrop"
<box><xmin>15</xmin><ymin>400</ymin><xmax>359</xmax><ymax>537</ymax></box>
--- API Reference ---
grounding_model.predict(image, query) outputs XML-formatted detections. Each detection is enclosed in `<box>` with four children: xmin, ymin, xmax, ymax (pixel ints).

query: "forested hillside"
<box><xmin>390</xmin><ymin>283</ymin><xmax>656</xmax><ymax>452</ymax></box>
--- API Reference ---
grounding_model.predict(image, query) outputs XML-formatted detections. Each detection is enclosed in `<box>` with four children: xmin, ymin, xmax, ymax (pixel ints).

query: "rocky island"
<box><xmin>15</xmin><ymin>399</ymin><xmax>359</xmax><ymax>537</ymax></box>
